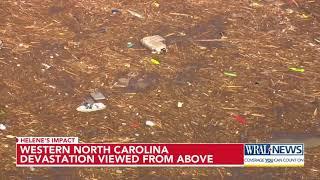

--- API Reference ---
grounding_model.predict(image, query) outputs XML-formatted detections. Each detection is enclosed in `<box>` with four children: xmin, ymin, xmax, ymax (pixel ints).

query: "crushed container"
<box><xmin>141</xmin><ymin>35</ymin><xmax>167</xmax><ymax>54</ymax></box>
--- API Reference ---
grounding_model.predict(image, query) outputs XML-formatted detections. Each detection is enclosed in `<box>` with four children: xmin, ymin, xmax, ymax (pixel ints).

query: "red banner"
<box><xmin>16</xmin><ymin>144</ymin><xmax>243</xmax><ymax>167</ymax></box>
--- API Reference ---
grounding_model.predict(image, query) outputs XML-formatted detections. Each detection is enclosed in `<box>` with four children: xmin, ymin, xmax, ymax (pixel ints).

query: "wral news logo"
<box><xmin>244</xmin><ymin>144</ymin><xmax>304</xmax><ymax>167</ymax></box>
<box><xmin>245</xmin><ymin>144</ymin><xmax>304</xmax><ymax>155</ymax></box>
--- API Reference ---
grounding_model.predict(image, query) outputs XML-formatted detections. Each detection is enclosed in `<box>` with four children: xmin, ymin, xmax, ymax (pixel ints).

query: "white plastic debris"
<box><xmin>48</xmin><ymin>85</ymin><xmax>56</xmax><ymax>89</ymax></box>
<box><xmin>127</xmin><ymin>10</ymin><xmax>144</xmax><ymax>19</ymax></box>
<box><xmin>76</xmin><ymin>103</ymin><xmax>106</xmax><ymax>113</ymax></box>
<box><xmin>41</xmin><ymin>63</ymin><xmax>51</xmax><ymax>70</ymax></box>
<box><xmin>5</xmin><ymin>135</ymin><xmax>15</xmax><ymax>138</ymax></box>
<box><xmin>141</xmin><ymin>35</ymin><xmax>167</xmax><ymax>54</ymax></box>
<box><xmin>90</xmin><ymin>91</ymin><xmax>106</xmax><ymax>101</ymax></box>
<box><xmin>30</xmin><ymin>167</ymin><xmax>35</xmax><ymax>171</ymax></box>
<box><xmin>116</xmin><ymin>169</ymin><xmax>123</xmax><ymax>174</ymax></box>
<box><xmin>177</xmin><ymin>102</ymin><xmax>183</xmax><ymax>108</ymax></box>
<box><xmin>0</xmin><ymin>123</ymin><xmax>6</xmax><ymax>130</ymax></box>
<box><xmin>145</xmin><ymin>120</ymin><xmax>156</xmax><ymax>127</ymax></box>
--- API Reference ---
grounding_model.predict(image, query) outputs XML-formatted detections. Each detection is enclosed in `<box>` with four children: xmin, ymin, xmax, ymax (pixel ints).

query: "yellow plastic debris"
<box><xmin>151</xmin><ymin>58</ymin><xmax>160</xmax><ymax>65</ymax></box>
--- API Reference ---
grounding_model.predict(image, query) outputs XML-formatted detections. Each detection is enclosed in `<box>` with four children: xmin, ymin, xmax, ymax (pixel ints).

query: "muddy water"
<box><xmin>271</xmin><ymin>132</ymin><xmax>320</xmax><ymax>148</ymax></box>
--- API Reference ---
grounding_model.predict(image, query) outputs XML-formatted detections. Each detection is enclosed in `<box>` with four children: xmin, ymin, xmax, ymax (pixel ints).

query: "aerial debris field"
<box><xmin>0</xmin><ymin>0</ymin><xmax>320</xmax><ymax>179</ymax></box>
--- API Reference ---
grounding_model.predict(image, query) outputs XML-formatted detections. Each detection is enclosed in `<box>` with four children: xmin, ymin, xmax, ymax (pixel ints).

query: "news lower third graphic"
<box><xmin>15</xmin><ymin>137</ymin><xmax>304</xmax><ymax>167</ymax></box>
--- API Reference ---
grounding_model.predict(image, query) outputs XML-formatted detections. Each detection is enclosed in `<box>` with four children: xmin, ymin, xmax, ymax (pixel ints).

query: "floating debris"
<box><xmin>41</xmin><ymin>63</ymin><xmax>51</xmax><ymax>70</ymax></box>
<box><xmin>309</xmin><ymin>43</ymin><xmax>316</xmax><ymax>47</ymax></box>
<box><xmin>233</xmin><ymin>115</ymin><xmax>246</xmax><ymax>125</ymax></box>
<box><xmin>0</xmin><ymin>110</ymin><xmax>5</xmax><ymax>116</ymax></box>
<box><xmin>76</xmin><ymin>102</ymin><xmax>106</xmax><ymax>113</ymax></box>
<box><xmin>90</xmin><ymin>91</ymin><xmax>106</xmax><ymax>101</ymax></box>
<box><xmin>5</xmin><ymin>135</ymin><xmax>15</xmax><ymax>139</ymax></box>
<box><xmin>150</xmin><ymin>58</ymin><xmax>160</xmax><ymax>65</ymax></box>
<box><xmin>298</xmin><ymin>13</ymin><xmax>311</xmax><ymax>19</ymax></box>
<box><xmin>68</xmin><ymin>41</ymin><xmax>80</xmax><ymax>48</ymax></box>
<box><xmin>116</xmin><ymin>169</ymin><xmax>123</xmax><ymax>174</ymax></box>
<box><xmin>249</xmin><ymin>2</ymin><xmax>263</xmax><ymax>8</ymax></box>
<box><xmin>128</xmin><ymin>73</ymin><xmax>159</xmax><ymax>92</ymax></box>
<box><xmin>18</xmin><ymin>43</ymin><xmax>30</xmax><ymax>49</ymax></box>
<box><xmin>289</xmin><ymin>67</ymin><xmax>305</xmax><ymax>73</ymax></box>
<box><xmin>285</xmin><ymin>9</ymin><xmax>294</xmax><ymax>14</ymax></box>
<box><xmin>177</xmin><ymin>102</ymin><xmax>183</xmax><ymax>108</ymax></box>
<box><xmin>146</xmin><ymin>120</ymin><xmax>156</xmax><ymax>127</ymax></box>
<box><xmin>194</xmin><ymin>39</ymin><xmax>226</xmax><ymax>42</ymax></box>
<box><xmin>152</xmin><ymin>1</ymin><xmax>160</xmax><ymax>8</ymax></box>
<box><xmin>0</xmin><ymin>40</ymin><xmax>3</xmax><ymax>49</ymax></box>
<box><xmin>127</xmin><ymin>42</ymin><xmax>134</xmax><ymax>48</ymax></box>
<box><xmin>0</xmin><ymin>123</ymin><xmax>6</xmax><ymax>130</ymax></box>
<box><xmin>141</xmin><ymin>35</ymin><xmax>167</xmax><ymax>54</ymax></box>
<box><xmin>224</xmin><ymin>71</ymin><xmax>237</xmax><ymax>77</ymax></box>
<box><xmin>169</xmin><ymin>12</ymin><xmax>193</xmax><ymax>18</ymax></box>
<box><xmin>131</xmin><ymin>121</ymin><xmax>140</xmax><ymax>128</ymax></box>
<box><xmin>111</xmin><ymin>8</ymin><xmax>121</xmax><ymax>14</ymax></box>
<box><xmin>30</xmin><ymin>167</ymin><xmax>36</xmax><ymax>171</ymax></box>
<box><xmin>84</xmin><ymin>97</ymin><xmax>95</xmax><ymax>105</ymax></box>
<box><xmin>128</xmin><ymin>10</ymin><xmax>144</xmax><ymax>19</ymax></box>
<box><xmin>114</xmin><ymin>78</ymin><xmax>130</xmax><ymax>88</ymax></box>
<box><xmin>98</xmin><ymin>27</ymin><xmax>108</xmax><ymax>33</ymax></box>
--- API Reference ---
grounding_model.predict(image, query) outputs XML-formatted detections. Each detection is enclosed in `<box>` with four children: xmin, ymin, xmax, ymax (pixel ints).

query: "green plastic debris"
<box><xmin>224</xmin><ymin>71</ymin><xmax>237</xmax><ymax>77</ymax></box>
<box><xmin>151</xmin><ymin>58</ymin><xmax>160</xmax><ymax>65</ymax></box>
<box><xmin>289</xmin><ymin>67</ymin><xmax>305</xmax><ymax>73</ymax></box>
<box><xmin>0</xmin><ymin>110</ymin><xmax>5</xmax><ymax>116</ymax></box>
<box><xmin>127</xmin><ymin>42</ymin><xmax>134</xmax><ymax>48</ymax></box>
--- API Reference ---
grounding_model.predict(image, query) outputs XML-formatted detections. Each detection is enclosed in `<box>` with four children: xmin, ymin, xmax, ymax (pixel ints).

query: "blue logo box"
<box><xmin>244</xmin><ymin>144</ymin><xmax>304</xmax><ymax>156</ymax></box>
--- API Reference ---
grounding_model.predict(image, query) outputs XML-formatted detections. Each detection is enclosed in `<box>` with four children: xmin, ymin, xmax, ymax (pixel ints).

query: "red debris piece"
<box><xmin>287</xmin><ymin>0</ymin><xmax>299</xmax><ymax>7</ymax></box>
<box><xmin>233</xmin><ymin>115</ymin><xmax>246</xmax><ymax>125</ymax></box>
<box><xmin>130</xmin><ymin>121</ymin><xmax>140</xmax><ymax>128</ymax></box>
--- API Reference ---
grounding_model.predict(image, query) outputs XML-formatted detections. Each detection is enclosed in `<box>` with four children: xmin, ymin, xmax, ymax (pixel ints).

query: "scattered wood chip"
<box><xmin>128</xmin><ymin>10</ymin><xmax>144</xmax><ymax>19</ymax></box>
<box><xmin>6</xmin><ymin>135</ymin><xmax>15</xmax><ymax>139</ymax></box>
<box><xmin>250</xmin><ymin>113</ymin><xmax>266</xmax><ymax>117</ymax></box>
<box><xmin>169</xmin><ymin>12</ymin><xmax>193</xmax><ymax>18</ymax></box>
<box><xmin>224</xmin><ymin>72</ymin><xmax>237</xmax><ymax>77</ymax></box>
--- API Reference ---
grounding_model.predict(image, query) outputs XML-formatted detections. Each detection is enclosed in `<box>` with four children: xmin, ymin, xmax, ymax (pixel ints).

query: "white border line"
<box><xmin>16</xmin><ymin>164</ymin><xmax>244</xmax><ymax>167</ymax></box>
